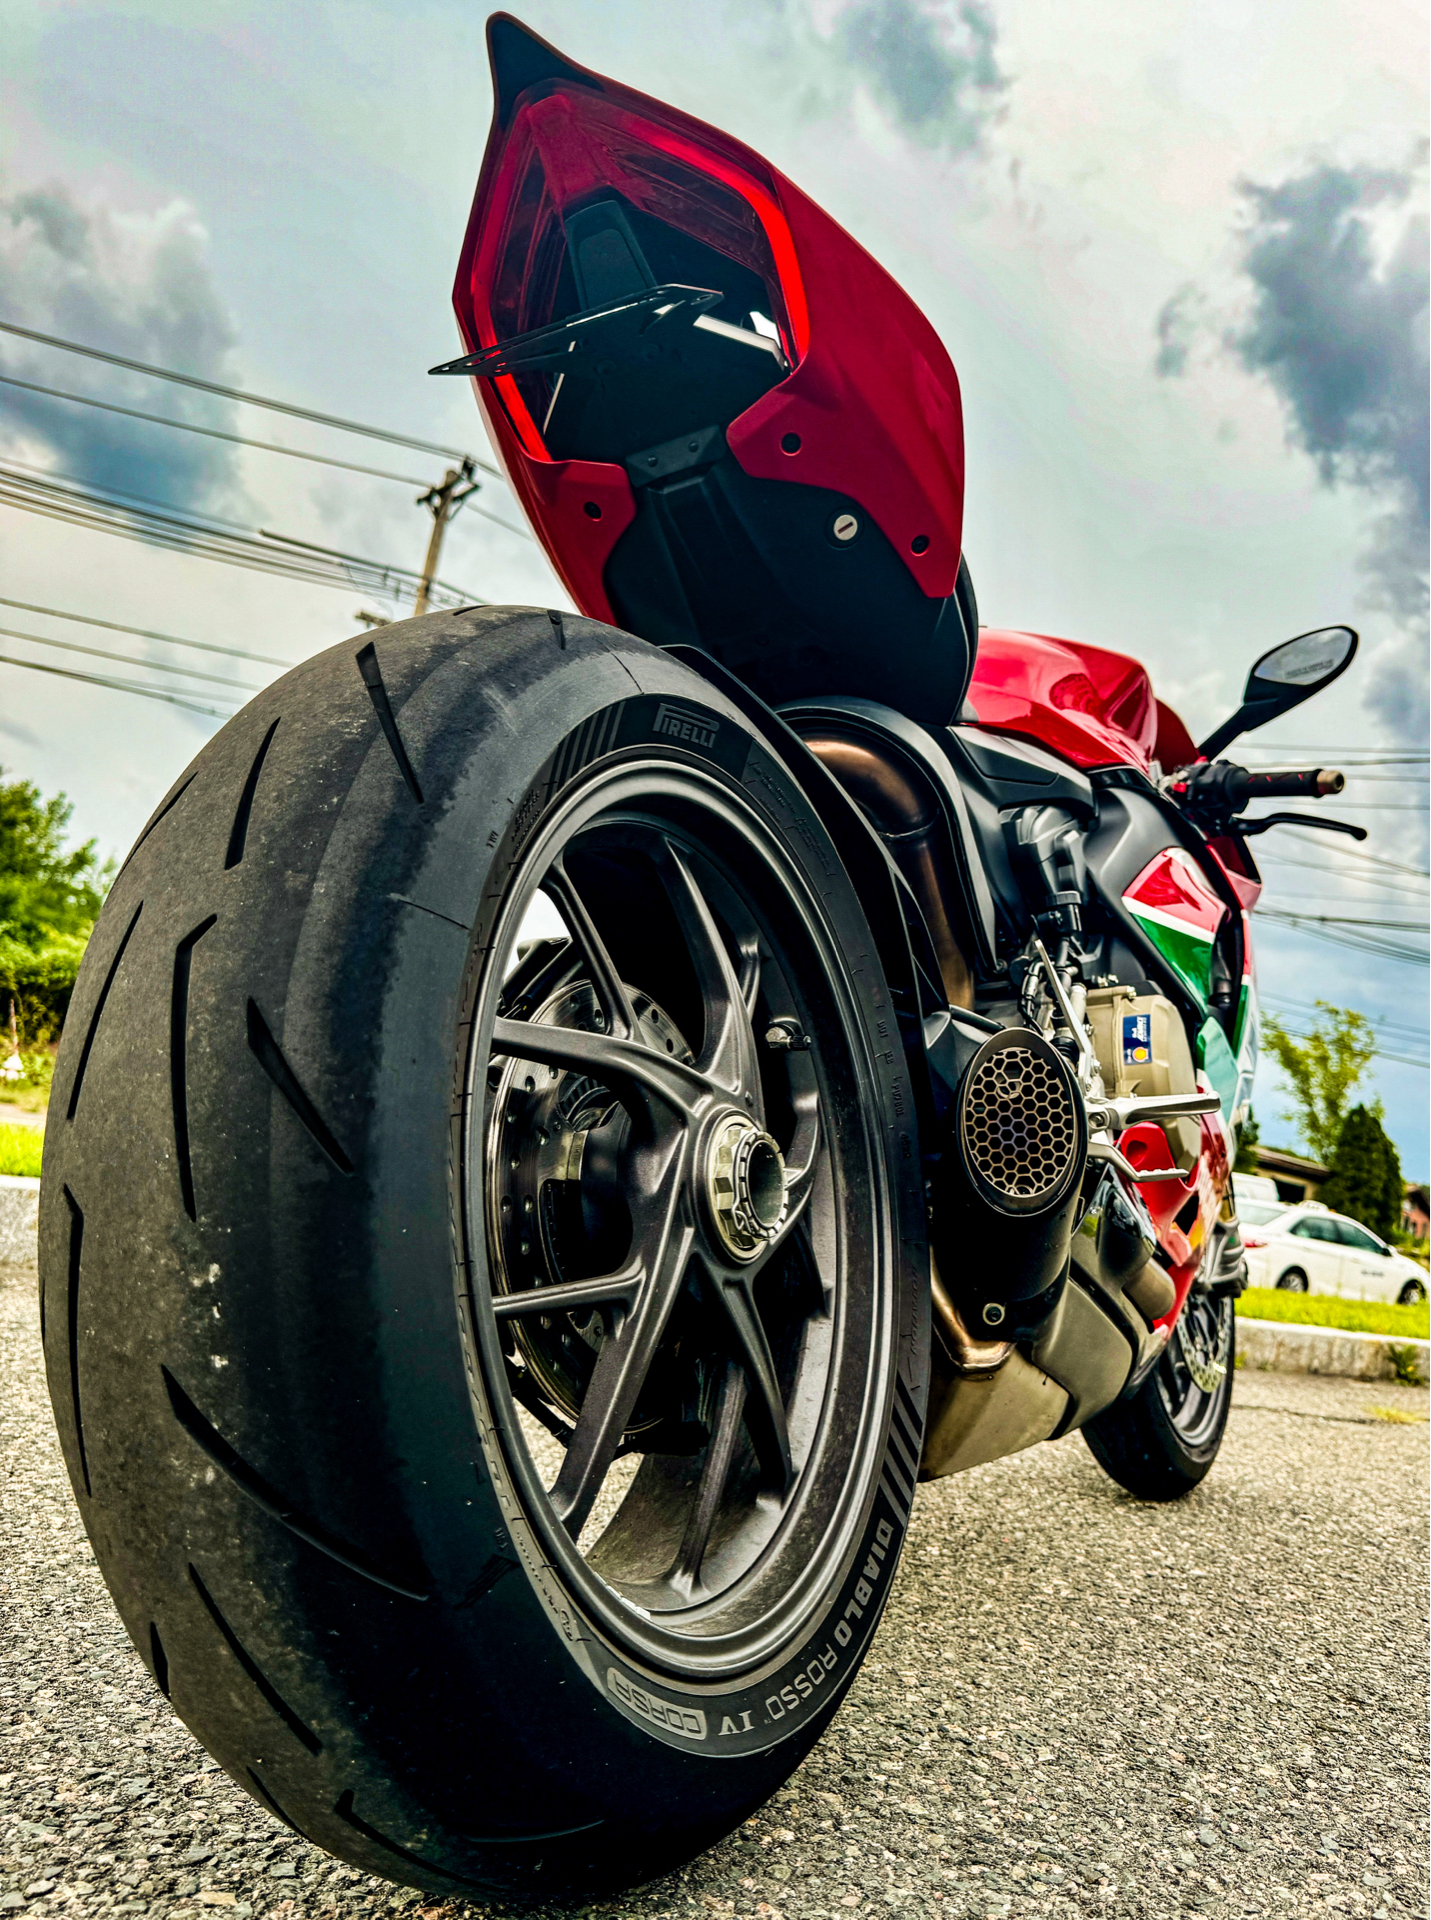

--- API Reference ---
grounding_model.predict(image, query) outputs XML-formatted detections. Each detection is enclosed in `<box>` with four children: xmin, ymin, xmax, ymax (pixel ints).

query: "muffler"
<box><xmin>930</xmin><ymin>1024</ymin><xmax>1088</xmax><ymax>1339</ymax></box>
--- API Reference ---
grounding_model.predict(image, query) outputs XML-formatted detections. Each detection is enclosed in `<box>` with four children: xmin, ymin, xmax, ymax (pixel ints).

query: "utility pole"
<box><xmin>414</xmin><ymin>458</ymin><xmax>479</xmax><ymax>615</ymax></box>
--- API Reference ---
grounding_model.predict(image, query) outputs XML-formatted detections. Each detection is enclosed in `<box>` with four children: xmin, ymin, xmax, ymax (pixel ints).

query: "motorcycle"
<box><xmin>39</xmin><ymin>13</ymin><xmax>1367</xmax><ymax>1904</ymax></box>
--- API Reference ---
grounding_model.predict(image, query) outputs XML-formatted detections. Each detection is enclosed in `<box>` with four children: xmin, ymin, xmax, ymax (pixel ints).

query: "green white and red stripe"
<box><xmin>1122</xmin><ymin>850</ymin><xmax>1225</xmax><ymax>1004</ymax></box>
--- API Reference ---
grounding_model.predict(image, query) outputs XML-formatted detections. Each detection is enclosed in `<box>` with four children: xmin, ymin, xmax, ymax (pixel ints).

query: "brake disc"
<box><xmin>485</xmin><ymin>977</ymin><xmax>696</xmax><ymax>1429</ymax></box>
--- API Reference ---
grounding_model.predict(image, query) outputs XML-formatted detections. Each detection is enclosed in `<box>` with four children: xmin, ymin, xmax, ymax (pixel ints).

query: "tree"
<box><xmin>1320</xmin><ymin>1105</ymin><xmax>1404</xmax><ymax>1240</ymax></box>
<box><xmin>1233</xmin><ymin>1106</ymin><xmax>1261</xmax><ymax>1174</ymax></box>
<box><xmin>0</xmin><ymin>770</ymin><xmax>107</xmax><ymax>944</ymax></box>
<box><xmin>1262</xmin><ymin>1003</ymin><xmax>1376</xmax><ymax>1164</ymax></box>
<box><xmin>0</xmin><ymin>767</ymin><xmax>109</xmax><ymax>1047</ymax></box>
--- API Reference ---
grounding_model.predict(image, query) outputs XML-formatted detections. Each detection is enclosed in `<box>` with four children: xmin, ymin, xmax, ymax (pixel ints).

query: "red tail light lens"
<box><xmin>468</xmin><ymin>90</ymin><xmax>804</xmax><ymax>464</ymax></box>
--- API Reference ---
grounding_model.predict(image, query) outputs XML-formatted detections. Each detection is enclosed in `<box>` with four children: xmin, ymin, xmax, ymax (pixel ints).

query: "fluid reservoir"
<box><xmin>1085</xmin><ymin>986</ymin><xmax>1202</xmax><ymax>1167</ymax></box>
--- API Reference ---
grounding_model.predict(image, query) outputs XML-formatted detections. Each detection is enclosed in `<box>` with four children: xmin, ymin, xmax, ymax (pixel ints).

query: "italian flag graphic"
<box><xmin>1122</xmin><ymin>850</ymin><xmax>1225</xmax><ymax>1001</ymax></box>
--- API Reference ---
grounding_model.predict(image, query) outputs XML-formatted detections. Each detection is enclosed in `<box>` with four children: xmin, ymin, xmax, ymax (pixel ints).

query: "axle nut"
<box><xmin>707</xmin><ymin>1114</ymin><xmax>788</xmax><ymax>1262</ymax></box>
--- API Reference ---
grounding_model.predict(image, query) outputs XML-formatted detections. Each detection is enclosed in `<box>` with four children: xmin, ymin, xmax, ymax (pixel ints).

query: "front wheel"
<box><xmin>1082</xmin><ymin>1291</ymin><xmax>1234</xmax><ymax>1500</ymax></box>
<box><xmin>39</xmin><ymin>608</ymin><xmax>928</xmax><ymax>1904</ymax></box>
<box><xmin>1398</xmin><ymin>1279</ymin><xmax>1426</xmax><ymax>1306</ymax></box>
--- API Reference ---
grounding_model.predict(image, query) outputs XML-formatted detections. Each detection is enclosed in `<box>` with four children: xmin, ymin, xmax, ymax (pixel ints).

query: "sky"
<box><xmin>1</xmin><ymin>0</ymin><xmax>1427</xmax><ymax>1170</ymax></box>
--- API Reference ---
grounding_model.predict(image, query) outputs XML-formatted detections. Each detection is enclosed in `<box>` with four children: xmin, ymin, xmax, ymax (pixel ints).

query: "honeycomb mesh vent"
<box><xmin>962</xmin><ymin>1043</ymin><xmax>1078</xmax><ymax>1202</ymax></box>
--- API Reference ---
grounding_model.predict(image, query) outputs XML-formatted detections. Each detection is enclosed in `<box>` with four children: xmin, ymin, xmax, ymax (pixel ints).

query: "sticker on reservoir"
<box><xmin>1122</xmin><ymin>1013</ymin><xmax>1152</xmax><ymax>1065</ymax></box>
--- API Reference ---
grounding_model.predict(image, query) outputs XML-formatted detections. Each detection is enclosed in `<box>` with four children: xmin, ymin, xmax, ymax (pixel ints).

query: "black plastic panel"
<box><xmin>606</xmin><ymin>455</ymin><xmax>973</xmax><ymax>722</ymax></box>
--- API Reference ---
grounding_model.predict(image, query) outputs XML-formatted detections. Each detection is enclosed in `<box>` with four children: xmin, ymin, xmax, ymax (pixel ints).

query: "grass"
<box><xmin>1237</xmin><ymin>1285</ymin><xmax>1429</xmax><ymax>1341</ymax></box>
<box><xmin>0</xmin><ymin>1122</ymin><xmax>43</xmax><ymax>1179</ymax></box>
<box><xmin>0</xmin><ymin>1081</ymin><xmax>49</xmax><ymax>1114</ymax></box>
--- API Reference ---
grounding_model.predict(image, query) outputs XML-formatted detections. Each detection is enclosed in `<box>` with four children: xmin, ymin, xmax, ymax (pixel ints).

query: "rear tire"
<box><xmin>1082</xmin><ymin>1292</ymin><xmax>1234</xmax><ymax>1501</ymax></box>
<box><xmin>1277</xmin><ymin>1268</ymin><xmax>1309</xmax><ymax>1292</ymax></box>
<box><xmin>39</xmin><ymin>608</ymin><xmax>928</xmax><ymax>1902</ymax></box>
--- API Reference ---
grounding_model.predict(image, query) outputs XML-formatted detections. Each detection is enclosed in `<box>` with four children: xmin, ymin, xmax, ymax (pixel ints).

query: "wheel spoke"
<box><xmin>652</xmin><ymin>840</ymin><xmax>762</xmax><ymax>1106</ymax></box>
<box><xmin>491</xmin><ymin>1016</ymin><xmax>709</xmax><ymax>1120</ymax></box>
<box><xmin>547</xmin><ymin>1189</ymin><xmax>697</xmax><ymax>1538</ymax></box>
<box><xmin>702</xmin><ymin>1255</ymin><xmax>792</xmax><ymax>1493</ymax></box>
<box><xmin>737</xmin><ymin>931</ymin><xmax>762</xmax><ymax>1016</ymax></box>
<box><xmin>780</xmin><ymin>1095</ymin><xmax>821</xmax><ymax>1234</ymax></box>
<box><xmin>670</xmin><ymin>1360</ymin><xmax>746</xmax><ymax>1594</ymax></box>
<box><xmin>492</xmin><ymin>1266</ymin><xmax>641</xmax><ymax>1321</ymax></box>
<box><xmin>543</xmin><ymin>860</ymin><xmax>640</xmax><ymax>1041</ymax></box>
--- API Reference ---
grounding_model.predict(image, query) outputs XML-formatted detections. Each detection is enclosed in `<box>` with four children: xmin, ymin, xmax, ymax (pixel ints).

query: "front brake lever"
<box><xmin>1232</xmin><ymin>812</ymin><xmax>1368</xmax><ymax>841</ymax></box>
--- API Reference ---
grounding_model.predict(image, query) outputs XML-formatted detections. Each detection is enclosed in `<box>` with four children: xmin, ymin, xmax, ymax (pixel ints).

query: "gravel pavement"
<box><xmin>3</xmin><ymin>1255</ymin><xmax>1426</xmax><ymax>1920</ymax></box>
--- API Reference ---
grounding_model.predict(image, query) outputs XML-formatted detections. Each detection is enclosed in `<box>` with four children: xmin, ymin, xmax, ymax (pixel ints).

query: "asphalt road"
<box><xmin>3</xmin><ymin>1253</ymin><xmax>1427</xmax><ymax>1920</ymax></box>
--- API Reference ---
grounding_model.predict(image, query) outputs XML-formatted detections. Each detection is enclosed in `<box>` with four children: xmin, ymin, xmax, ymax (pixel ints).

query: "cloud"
<box><xmin>0</xmin><ymin>180</ymin><xmax>240</xmax><ymax>514</ymax></box>
<box><xmin>1152</xmin><ymin>283</ymin><xmax>1201</xmax><ymax>377</ymax></box>
<box><xmin>1156</xmin><ymin>156</ymin><xmax>1429</xmax><ymax>744</ymax></box>
<box><xmin>835</xmin><ymin>0</ymin><xmax>1005</xmax><ymax>154</ymax></box>
<box><xmin>743</xmin><ymin>0</ymin><xmax>1008</xmax><ymax>157</ymax></box>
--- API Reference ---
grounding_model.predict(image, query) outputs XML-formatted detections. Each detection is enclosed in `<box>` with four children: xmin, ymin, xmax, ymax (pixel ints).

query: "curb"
<box><xmin>1238</xmin><ymin>1314</ymin><xmax>1429</xmax><ymax>1385</ymax></box>
<box><xmin>0</xmin><ymin>1175</ymin><xmax>40</xmax><ymax>1266</ymax></box>
<box><xmin>2</xmin><ymin>1197</ymin><xmax>1424</xmax><ymax>1390</ymax></box>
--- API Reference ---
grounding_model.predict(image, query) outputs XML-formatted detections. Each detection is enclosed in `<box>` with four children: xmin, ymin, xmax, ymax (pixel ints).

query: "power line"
<box><xmin>1230</xmin><ymin>743</ymin><xmax>1429</xmax><ymax>760</ymax></box>
<box><xmin>1258</xmin><ymin>911</ymin><xmax>1428</xmax><ymax>929</ymax></box>
<box><xmin>1260</xmin><ymin>1005</ymin><xmax>1429</xmax><ymax>1070</ymax></box>
<box><xmin>0</xmin><ymin>622</ymin><xmax>260</xmax><ymax>692</ymax></box>
<box><xmin>0</xmin><ymin>372</ymin><xmax>433</xmax><ymax>486</ymax></box>
<box><xmin>0</xmin><ymin>370</ymin><xmax>535</xmax><ymax>541</ymax></box>
<box><xmin>1279</xmin><ymin>831</ymin><xmax>1429</xmax><ymax>881</ymax></box>
<box><xmin>1264</xmin><ymin>875</ymin><xmax>1429</xmax><ymax>904</ymax></box>
<box><xmin>0</xmin><ymin>596</ymin><xmax>297</xmax><ymax>669</ymax></box>
<box><xmin>1261</xmin><ymin>992</ymin><xmax>1429</xmax><ymax>1045</ymax></box>
<box><xmin>1263</xmin><ymin>1024</ymin><xmax>1428</xmax><ymax>1070</ymax></box>
<box><xmin>0</xmin><ymin>315</ymin><xmax>499</xmax><ymax>474</ymax></box>
<box><xmin>1258</xmin><ymin>855</ymin><xmax>1429</xmax><ymax>899</ymax></box>
<box><xmin>0</xmin><ymin>649</ymin><xmax>231</xmax><ymax>718</ymax></box>
<box><xmin>0</xmin><ymin>460</ymin><xmax>481</xmax><ymax>609</ymax></box>
<box><xmin>1255</xmin><ymin>909</ymin><xmax>1429</xmax><ymax>966</ymax></box>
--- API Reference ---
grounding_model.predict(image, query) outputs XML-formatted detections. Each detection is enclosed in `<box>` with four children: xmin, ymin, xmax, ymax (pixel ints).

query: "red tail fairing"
<box><xmin>448</xmin><ymin>15</ymin><xmax>973</xmax><ymax>721</ymax></box>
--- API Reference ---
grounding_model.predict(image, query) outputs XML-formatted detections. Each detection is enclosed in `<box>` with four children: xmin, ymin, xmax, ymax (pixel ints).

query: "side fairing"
<box><xmin>1121</xmin><ymin>848</ymin><xmax>1224</xmax><ymax>1007</ymax></box>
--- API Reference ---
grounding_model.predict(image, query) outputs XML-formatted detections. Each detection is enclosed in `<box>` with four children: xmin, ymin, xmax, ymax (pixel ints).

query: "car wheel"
<box><xmin>1397</xmin><ymin>1279</ymin><xmax>1426</xmax><ymax>1306</ymax></box>
<box><xmin>1276</xmin><ymin>1268</ymin><xmax>1309</xmax><ymax>1293</ymax></box>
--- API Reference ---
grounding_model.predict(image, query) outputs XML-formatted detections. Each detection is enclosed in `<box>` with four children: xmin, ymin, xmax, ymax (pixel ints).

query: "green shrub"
<box><xmin>1388</xmin><ymin>1345</ymin><xmax>1423</xmax><ymax>1387</ymax></box>
<box><xmin>0</xmin><ymin>930</ymin><xmax>90</xmax><ymax>1048</ymax></box>
<box><xmin>0</xmin><ymin>1122</ymin><xmax>43</xmax><ymax>1179</ymax></box>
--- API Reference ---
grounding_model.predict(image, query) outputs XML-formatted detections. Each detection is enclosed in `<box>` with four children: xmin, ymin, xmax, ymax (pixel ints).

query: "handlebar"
<box><xmin>1167</xmin><ymin>761</ymin><xmax>1344</xmax><ymax>816</ymax></box>
<box><xmin>1231</xmin><ymin>766</ymin><xmax>1344</xmax><ymax>802</ymax></box>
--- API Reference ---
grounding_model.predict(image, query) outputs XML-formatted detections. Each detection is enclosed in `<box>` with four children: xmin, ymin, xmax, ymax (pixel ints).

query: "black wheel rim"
<box><xmin>1158</xmin><ymin>1288</ymin><xmax>1233</xmax><ymax>1444</ymax></box>
<box><xmin>462</xmin><ymin>758</ymin><xmax>897</xmax><ymax>1681</ymax></box>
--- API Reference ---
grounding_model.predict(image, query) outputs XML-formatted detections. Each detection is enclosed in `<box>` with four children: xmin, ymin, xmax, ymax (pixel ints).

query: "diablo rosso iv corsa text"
<box><xmin>41</xmin><ymin>10</ymin><xmax>1366</xmax><ymax>1906</ymax></box>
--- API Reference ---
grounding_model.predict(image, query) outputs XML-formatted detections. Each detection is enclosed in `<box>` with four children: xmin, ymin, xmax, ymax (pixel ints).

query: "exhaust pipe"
<box><xmin>934</xmin><ymin>1027</ymin><xmax>1088</xmax><ymax>1339</ymax></box>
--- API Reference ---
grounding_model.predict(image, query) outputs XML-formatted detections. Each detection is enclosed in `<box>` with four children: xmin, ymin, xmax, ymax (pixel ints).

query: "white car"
<box><xmin>1241</xmin><ymin>1200</ymin><xmax>1428</xmax><ymax>1305</ymax></box>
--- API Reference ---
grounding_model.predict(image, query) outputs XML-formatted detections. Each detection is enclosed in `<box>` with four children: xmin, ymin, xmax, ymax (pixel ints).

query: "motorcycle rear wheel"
<box><xmin>39</xmin><ymin>608</ymin><xmax>928</xmax><ymax>1902</ymax></box>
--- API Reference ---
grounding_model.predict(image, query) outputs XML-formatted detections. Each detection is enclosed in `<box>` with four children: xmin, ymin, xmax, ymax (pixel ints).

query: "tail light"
<box><xmin>1241</xmin><ymin>1233</ymin><xmax>1266</xmax><ymax>1249</ymax></box>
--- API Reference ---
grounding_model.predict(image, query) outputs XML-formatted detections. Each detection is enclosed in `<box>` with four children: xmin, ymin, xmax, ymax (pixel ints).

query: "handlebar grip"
<box><xmin>1237</xmin><ymin>767</ymin><xmax>1344</xmax><ymax>801</ymax></box>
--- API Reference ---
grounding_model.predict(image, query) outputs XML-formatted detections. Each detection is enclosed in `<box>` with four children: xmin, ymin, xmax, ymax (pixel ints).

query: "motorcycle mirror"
<box><xmin>1197</xmin><ymin>625</ymin><xmax>1358</xmax><ymax>760</ymax></box>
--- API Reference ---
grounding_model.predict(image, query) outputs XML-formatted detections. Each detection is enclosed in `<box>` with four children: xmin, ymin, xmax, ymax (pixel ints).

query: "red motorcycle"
<box><xmin>41</xmin><ymin>13</ymin><xmax>1365</xmax><ymax>1904</ymax></box>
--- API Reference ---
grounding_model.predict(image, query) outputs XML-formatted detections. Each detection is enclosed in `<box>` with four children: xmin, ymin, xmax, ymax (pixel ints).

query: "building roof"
<box><xmin>1254</xmin><ymin>1146</ymin><xmax>1330</xmax><ymax>1181</ymax></box>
